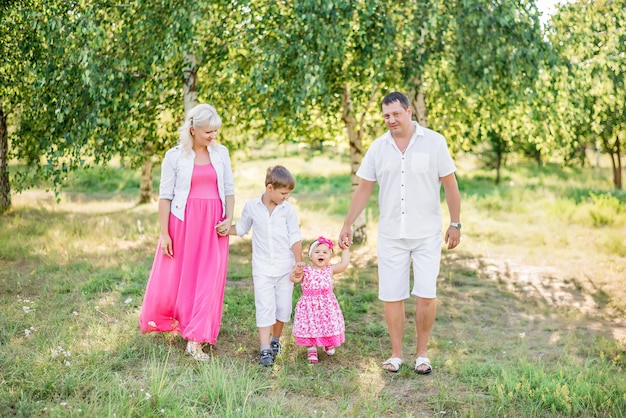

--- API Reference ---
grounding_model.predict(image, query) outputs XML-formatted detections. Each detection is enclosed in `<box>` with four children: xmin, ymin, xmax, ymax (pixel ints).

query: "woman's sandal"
<box><xmin>186</xmin><ymin>341</ymin><xmax>210</xmax><ymax>361</ymax></box>
<box><xmin>307</xmin><ymin>349</ymin><xmax>319</xmax><ymax>363</ymax></box>
<box><xmin>415</xmin><ymin>356</ymin><xmax>432</xmax><ymax>374</ymax></box>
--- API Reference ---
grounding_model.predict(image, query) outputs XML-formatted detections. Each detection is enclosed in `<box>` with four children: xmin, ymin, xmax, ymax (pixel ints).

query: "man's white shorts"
<box><xmin>253</xmin><ymin>272</ymin><xmax>294</xmax><ymax>327</ymax></box>
<box><xmin>377</xmin><ymin>233</ymin><xmax>442</xmax><ymax>301</ymax></box>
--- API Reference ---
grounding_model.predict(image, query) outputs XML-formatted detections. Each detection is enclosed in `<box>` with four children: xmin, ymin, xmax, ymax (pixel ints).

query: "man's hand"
<box><xmin>445</xmin><ymin>226</ymin><xmax>461</xmax><ymax>250</ymax></box>
<box><xmin>338</xmin><ymin>226</ymin><xmax>353</xmax><ymax>249</ymax></box>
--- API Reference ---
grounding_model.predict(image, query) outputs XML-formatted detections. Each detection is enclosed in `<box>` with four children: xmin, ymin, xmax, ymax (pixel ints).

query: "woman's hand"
<box><xmin>161</xmin><ymin>234</ymin><xmax>173</xmax><ymax>258</ymax></box>
<box><xmin>215</xmin><ymin>218</ymin><xmax>232</xmax><ymax>236</ymax></box>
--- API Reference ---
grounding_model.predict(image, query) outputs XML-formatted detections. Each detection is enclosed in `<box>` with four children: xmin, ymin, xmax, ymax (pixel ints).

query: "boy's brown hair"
<box><xmin>265</xmin><ymin>165</ymin><xmax>295</xmax><ymax>190</ymax></box>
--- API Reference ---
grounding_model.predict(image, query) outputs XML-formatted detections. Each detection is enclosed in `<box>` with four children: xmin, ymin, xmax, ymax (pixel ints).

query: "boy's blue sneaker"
<box><xmin>270</xmin><ymin>340</ymin><xmax>282</xmax><ymax>357</ymax></box>
<box><xmin>259</xmin><ymin>349</ymin><xmax>274</xmax><ymax>366</ymax></box>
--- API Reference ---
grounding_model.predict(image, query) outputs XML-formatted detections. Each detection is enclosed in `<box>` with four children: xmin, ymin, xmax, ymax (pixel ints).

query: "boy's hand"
<box><xmin>290</xmin><ymin>262</ymin><xmax>305</xmax><ymax>283</ymax></box>
<box><xmin>293</xmin><ymin>262</ymin><xmax>305</xmax><ymax>275</ymax></box>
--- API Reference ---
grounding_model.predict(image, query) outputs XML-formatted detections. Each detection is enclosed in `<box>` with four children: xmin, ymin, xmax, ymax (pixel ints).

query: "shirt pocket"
<box><xmin>411</xmin><ymin>153</ymin><xmax>430</xmax><ymax>174</ymax></box>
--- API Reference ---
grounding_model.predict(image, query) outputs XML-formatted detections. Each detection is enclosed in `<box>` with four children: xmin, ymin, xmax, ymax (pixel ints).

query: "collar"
<box><xmin>383</xmin><ymin>121</ymin><xmax>424</xmax><ymax>145</ymax></box>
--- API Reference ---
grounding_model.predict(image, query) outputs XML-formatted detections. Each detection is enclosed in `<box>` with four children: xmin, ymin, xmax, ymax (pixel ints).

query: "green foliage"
<box><xmin>547</xmin><ymin>0</ymin><xmax>626</xmax><ymax>188</ymax></box>
<box><xmin>4</xmin><ymin>0</ymin><xmax>625</xmax><ymax>214</ymax></box>
<box><xmin>586</xmin><ymin>192</ymin><xmax>625</xmax><ymax>226</ymax></box>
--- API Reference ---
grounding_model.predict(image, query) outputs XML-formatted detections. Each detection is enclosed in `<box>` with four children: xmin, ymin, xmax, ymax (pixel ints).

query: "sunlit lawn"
<box><xmin>1</xmin><ymin>146</ymin><xmax>625</xmax><ymax>416</ymax></box>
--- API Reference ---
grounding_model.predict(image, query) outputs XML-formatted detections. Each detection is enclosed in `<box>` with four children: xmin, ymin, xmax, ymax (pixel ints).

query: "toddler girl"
<box><xmin>290</xmin><ymin>236</ymin><xmax>350</xmax><ymax>363</ymax></box>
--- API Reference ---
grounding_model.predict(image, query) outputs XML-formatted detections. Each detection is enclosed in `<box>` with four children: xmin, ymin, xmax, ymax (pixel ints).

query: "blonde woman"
<box><xmin>140</xmin><ymin>104</ymin><xmax>235</xmax><ymax>360</ymax></box>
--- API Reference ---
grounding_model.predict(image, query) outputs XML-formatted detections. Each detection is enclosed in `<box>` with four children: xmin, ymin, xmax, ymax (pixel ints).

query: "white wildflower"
<box><xmin>124</xmin><ymin>298</ymin><xmax>133</xmax><ymax>304</ymax></box>
<box><xmin>145</xmin><ymin>392</ymin><xmax>152</xmax><ymax>400</ymax></box>
<box><xmin>64</xmin><ymin>360</ymin><xmax>71</xmax><ymax>367</ymax></box>
<box><xmin>60</xmin><ymin>402</ymin><xmax>68</xmax><ymax>407</ymax></box>
<box><xmin>22</xmin><ymin>306</ymin><xmax>31</xmax><ymax>313</ymax></box>
<box><xmin>72</xmin><ymin>311</ymin><xmax>79</xmax><ymax>316</ymax></box>
<box><xmin>519</xmin><ymin>332</ymin><xmax>526</xmax><ymax>339</ymax></box>
<box><xmin>51</xmin><ymin>346</ymin><xmax>71</xmax><ymax>360</ymax></box>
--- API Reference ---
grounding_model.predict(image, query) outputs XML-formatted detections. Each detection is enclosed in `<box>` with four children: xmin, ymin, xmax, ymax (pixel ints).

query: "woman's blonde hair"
<box><xmin>179</xmin><ymin>104</ymin><xmax>223</xmax><ymax>152</ymax></box>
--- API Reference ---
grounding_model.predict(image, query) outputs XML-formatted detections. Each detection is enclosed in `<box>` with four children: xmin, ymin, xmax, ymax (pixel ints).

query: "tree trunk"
<box><xmin>137</xmin><ymin>53</ymin><xmax>198</xmax><ymax>204</ymax></box>
<box><xmin>414</xmin><ymin>91</ymin><xmax>428</xmax><ymax>128</ymax></box>
<box><xmin>616</xmin><ymin>135</ymin><xmax>622</xmax><ymax>190</ymax></box>
<box><xmin>408</xmin><ymin>77</ymin><xmax>428</xmax><ymax>128</ymax></box>
<box><xmin>613</xmin><ymin>135</ymin><xmax>622</xmax><ymax>190</ymax></box>
<box><xmin>341</xmin><ymin>84</ymin><xmax>367</xmax><ymax>244</ymax></box>
<box><xmin>534</xmin><ymin>149</ymin><xmax>543</xmax><ymax>167</ymax></box>
<box><xmin>183</xmin><ymin>53</ymin><xmax>198</xmax><ymax>113</ymax></box>
<box><xmin>495</xmin><ymin>150</ymin><xmax>502</xmax><ymax>185</ymax></box>
<box><xmin>138</xmin><ymin>148</ymin><xmax>154</xmax><ymax>204</ymax></box>
<box><xmin>0</xmin><ymin>102</ymin><xmax>10</xmax><ymax>214</ymax></box>
<box><xmin>604</xmin><ymin>135</ymin><xmax>623</xmax><ymax>190</ymax></box>
<box><xmin>410</xmin><ymin>90</ymin><xmax>429</xmax><ymax>128</ymax></box>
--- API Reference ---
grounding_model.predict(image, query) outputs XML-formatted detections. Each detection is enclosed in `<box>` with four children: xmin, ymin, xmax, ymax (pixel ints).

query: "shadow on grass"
<box><xmin>1</xmin><ymin>186</ymin><xmax>625</xmax><ymax>415</ymax></box>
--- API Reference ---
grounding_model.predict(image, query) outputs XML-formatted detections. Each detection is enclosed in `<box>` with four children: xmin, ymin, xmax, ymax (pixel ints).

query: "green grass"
<box><xmin>1</xmin><ymin>150</ymin><xmax>625</xmax><ymax>416</ymax></box>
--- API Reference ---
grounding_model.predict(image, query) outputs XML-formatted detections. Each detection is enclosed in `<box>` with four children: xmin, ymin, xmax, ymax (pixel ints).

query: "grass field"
<box><xmin>1</xmin><ymin>147</ymin><xmax>625</xmax><ymax>417</ymax></box>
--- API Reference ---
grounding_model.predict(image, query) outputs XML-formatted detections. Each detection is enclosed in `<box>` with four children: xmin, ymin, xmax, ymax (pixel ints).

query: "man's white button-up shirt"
<box><xmin>356</xmin><ymin>122</ymin><xmax>456</xmax><ymax>239</ymax></box>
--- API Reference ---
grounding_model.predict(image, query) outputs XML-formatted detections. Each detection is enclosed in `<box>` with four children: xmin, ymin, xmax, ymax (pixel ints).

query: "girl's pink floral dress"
<box><xmin>292</xmin><ymin>265</ymin><xmax>345</xmax><ymax>347</ymax></box>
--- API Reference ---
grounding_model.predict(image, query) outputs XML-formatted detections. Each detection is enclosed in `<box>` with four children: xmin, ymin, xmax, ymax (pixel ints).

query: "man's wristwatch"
<box><xmin>450</xmin><ymin>222</ymin><xmax>462</xmax><ymax>230</ymax></box>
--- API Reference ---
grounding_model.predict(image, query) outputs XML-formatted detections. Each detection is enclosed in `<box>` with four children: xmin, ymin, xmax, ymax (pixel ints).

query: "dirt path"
<box><xmin>461</xmin><ymin>253</ymin><xmax>626</xmax><ymax>344</ymax></box>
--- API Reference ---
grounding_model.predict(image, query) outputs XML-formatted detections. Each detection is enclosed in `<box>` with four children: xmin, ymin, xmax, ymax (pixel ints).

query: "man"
<box><xmin>339</xmin><ymin>91</ymin><xmax>461</xmax><ymax>374</ymax></box>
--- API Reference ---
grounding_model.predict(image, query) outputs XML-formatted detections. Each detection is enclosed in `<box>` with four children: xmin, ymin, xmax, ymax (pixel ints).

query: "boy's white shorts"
<box><xmin>253</xmin><ymin>272</ymin><xmax>294</xmax><ymax>327</ymax></box>
<box><xmin>377</xmin><ymin>233</ymin><xmax>442</xmax><ymax>301</ymax></box>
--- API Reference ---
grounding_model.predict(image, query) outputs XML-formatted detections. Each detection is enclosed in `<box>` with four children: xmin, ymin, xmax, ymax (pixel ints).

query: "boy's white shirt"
<box><xmin>235</xmin><ymin>195</ymin><xmax>302</xmax><ymax>277</ymax></box>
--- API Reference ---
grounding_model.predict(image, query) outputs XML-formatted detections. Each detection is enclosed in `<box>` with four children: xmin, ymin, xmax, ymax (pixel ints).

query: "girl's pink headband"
<box><xmin>308</xmin><ymin>236</ymin><xmax>334</xmax><ymax>258</ymax></box>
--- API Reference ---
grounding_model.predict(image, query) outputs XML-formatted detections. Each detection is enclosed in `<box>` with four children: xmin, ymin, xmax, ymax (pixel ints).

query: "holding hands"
<box><xmin>338</xmin><ymin>225</ymin><xmax>353</xmax><ymax>250</ymax></box>
<box><xmin>290</xmin><ymin>262</ymin><xmax>306</xmax><ymax>283</ymax></box>
<box><xmin>215</xmin><ymin>218</ymin><xmax>233</xmax><ymax>236</ymax></box>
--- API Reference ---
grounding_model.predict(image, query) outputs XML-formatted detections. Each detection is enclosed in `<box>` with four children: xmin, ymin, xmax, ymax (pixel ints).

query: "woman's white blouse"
<box><xmin>159</xmin><ymin>143</ymin><xmax>235</xmax><ymax>221</ymax></box>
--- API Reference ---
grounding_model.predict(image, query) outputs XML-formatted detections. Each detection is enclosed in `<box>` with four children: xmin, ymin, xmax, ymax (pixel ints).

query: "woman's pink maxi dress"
<box><xmin>140</xmin><ymin>163</ymin><xmax>229</xmax><ymax>345</ymax></box>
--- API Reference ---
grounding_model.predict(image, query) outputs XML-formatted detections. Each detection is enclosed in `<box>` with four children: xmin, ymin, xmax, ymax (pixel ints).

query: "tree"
<box><xmin>0</xmin><ymin>0</ymin><xmax>42</xmax><ymax>213</ymax></box>
<box><xmin>237</xmin><ymin>0</ymin><xmax>400</xmax><ymax>243</ymax></box>
<box><xmin>548</xmin><ymin>0</ymin><xmax>625</xmax><ymax>188</ymax></box>
<box><xmin>421</xmin><ymin>0</ymin><xmax>547</xmax><ymax>183</ymax></box>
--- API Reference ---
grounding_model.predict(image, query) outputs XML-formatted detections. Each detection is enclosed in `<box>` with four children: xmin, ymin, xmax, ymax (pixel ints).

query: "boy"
<box><xmin>229</xmin><ymin>165</ymin><xmax>303</xmax><ymax>366</ymax></box>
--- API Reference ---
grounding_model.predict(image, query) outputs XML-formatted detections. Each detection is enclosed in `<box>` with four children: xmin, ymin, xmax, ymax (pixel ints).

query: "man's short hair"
<box><xmin>382</xmin><ymin>91</ymin><xmax>411</xmax><ymax>110</ymax></box>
